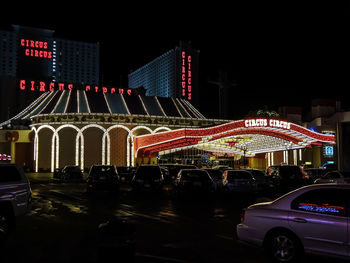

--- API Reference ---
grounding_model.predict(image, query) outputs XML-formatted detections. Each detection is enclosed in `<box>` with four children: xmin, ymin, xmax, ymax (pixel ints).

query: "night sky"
<box><xmin>3</xmin><ymin>2</ymin><xmax>349</xmax><ymax>119</ymax></box>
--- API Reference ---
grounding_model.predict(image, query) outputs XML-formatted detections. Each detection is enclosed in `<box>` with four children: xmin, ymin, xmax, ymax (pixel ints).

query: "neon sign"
<box><xmin>244</xmin><ymin>118</ymin><xmax>291</xmax><ymax>130</ymax></box>
<box><xmin>180</xmin><ymin>51</ymin><xmax>192</xmax><ymax>100</ymax></box>
<box><xmin>19</xmin><ymin>79</ymin><xmax>132</xmax><ymax>95</ymax></box>
<box><xmin>20</xmin><ymin>39</ymin><xmax>52</xmax><ymax>59</ymax></box>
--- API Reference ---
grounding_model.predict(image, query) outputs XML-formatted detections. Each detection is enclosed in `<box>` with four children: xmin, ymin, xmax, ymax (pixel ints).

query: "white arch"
<box><xmin>153</xmin><ymin>126</ymin><xmax>172</xmax><ymax>133</ymax></box>
<box><xmin>34</xmin><ymin>125</ymin><xmax>56</xmax><ymax>173</ymax></box>
<box><xmin>81</xmin><ymin>124</ymin><xmax>106</xmax><ymax>167</ymax></box>
<box><xmin>104</xmin><ymin>124</ymin><xmax>131</xmax><ymax>165</ymax></box>
<box><xmin>55</xmin><ymin>124</ymin><xmax>82</xmax><ymax>171</ymax></box>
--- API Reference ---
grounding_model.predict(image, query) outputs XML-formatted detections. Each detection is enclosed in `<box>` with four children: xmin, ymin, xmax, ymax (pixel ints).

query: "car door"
<box><xmin>288</xmin><ymin>188</ymin><xmax>348</xmax><ymax>257</ymax></box>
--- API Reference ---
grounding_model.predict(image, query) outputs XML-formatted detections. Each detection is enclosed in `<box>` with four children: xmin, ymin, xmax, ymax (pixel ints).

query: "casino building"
<box><xmin>0</xmin><ymin>26</ymin><xmax>345</xmax><ymax>172</ymax></box>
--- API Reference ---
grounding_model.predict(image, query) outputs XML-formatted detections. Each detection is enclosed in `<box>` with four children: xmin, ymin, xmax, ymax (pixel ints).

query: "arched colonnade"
<box><xmin>32</xmin><ymin>124</ymin><xmax>172</xmax><ymax>172</ymax></box>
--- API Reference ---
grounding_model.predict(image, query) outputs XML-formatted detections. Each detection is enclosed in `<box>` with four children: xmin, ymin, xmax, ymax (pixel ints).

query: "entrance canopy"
<box><xmin>135</xmin><ymin>118</ymin><xmax>335</xmax><ymax>157</ymax></box>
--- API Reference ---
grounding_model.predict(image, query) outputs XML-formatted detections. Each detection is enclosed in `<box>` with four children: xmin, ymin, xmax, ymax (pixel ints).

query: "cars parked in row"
<box><xmin>87</xmin><ymin>165</ymin><xmax>120</xmax><ymax>194</ymax></box>
<box><xmin>237</xmin><ymin>183</ymin><xmax>350</xmax><ymax>262</ymax></box>
<box><xmin>0</xmin><ymin>164</ymin><xmax>32</xmax><ymax>239</ymax></box>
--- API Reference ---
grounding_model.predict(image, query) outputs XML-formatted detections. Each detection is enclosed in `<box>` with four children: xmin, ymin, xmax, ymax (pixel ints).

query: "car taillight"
<box><xmin>240</xmin><ymin>209</ymin><xmax>246</xmax><ymax>223</ymax></box>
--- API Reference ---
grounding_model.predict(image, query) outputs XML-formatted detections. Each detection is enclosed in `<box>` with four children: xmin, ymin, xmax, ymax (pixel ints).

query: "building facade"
<box><xmin>128</xmin><ymin>41</ymin><xmax>199</xmax><ymax>107</ymax></box>
<box><xmin>0</xmin><ymin>25</ymin><xmax>99</xmax><ymax>122</ymax></box>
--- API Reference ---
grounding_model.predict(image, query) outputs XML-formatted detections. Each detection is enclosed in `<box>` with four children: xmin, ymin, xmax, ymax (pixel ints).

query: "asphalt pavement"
<box><xmin>1</xmin><ymin>174</ymin><xmax>348</xmax><ymax>263</ymax></box>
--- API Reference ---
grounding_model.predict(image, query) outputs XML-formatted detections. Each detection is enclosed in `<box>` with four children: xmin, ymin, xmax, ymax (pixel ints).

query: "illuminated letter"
<box><xmin>25</xmin><ymin>49</ymin><xmax>29</xmax><ymax>56</ymax></box>
<box><xmin>48</xmin><ymin>52</ymin><xmax>52</xmax><ymax>59</ymax></box>
<box><xmin>102</xmin><ymin>87</ymin><xmax>107</xmax><ymax>93</ymax></box>
<box><xmin>68</xmin><ymin>84</ymin><xmax>73</xmax><ymax>90</ymax></box>
<box><xmin>20</xmin><ymin>39</ymin><xmax>25</xmax><ymax>46</ymax></box>
<box><xmin>39</xmin><ymin>82</ymin><xmax>46</xmax><ymax>92</ymax></box>
<box><xmin>94</xmin><ymin>86</ymin><xmax>99</xmax><ymax>93</ymax></box>
<box><xmin>30</xmin><ymin>40</ymin><xmax>34</xmax><ymax>47</ymax></box>
<box><xmin>119</xmin><ymin>89</ymin><xmax>124</xmax><ymax>94</ymax></box>
<box><xmin>20</xmin><ymin>80</ymin><xmax>26</xmax><ymax>90</ymax></box>
<box><xmin>44</xmin><ymin>42</ymin><xmax>48</xmax><ymax>49</ymax></box>
<box><xmin>85</xmin><ymin>85</ymin><xmax>91</xmax><ymax>92</ymax></box>
<box><xmin>245</xmin><ymin>120</ymin><xmax>249</xmax><ymax>127</ymax></box>
<box><xmin>30</xmin><ymin>81</ymin><xmax>35</xmax><ymax>91</ymax></box>
<box><xmin>34</xmin><ymin>50</ymin><xmax>39</xmax><ymax>57</ymax></box>
<box><xmin>49</xmin><ymin>82</ymin><xmax>55</xmax><ymax>92</ymax></box>
<box><xmin>111</xmin><ymin>88</ymin><xmax>115</xmax><ymax>94</ymax></box>
<box><xmin>188</xmin><ymin>55</ymin><xmax>191</xmax><ymax>62</ymax></box>
<box><xmin>58</xmin><ymin>83</ymin><xmax>64</xmax><ymax>91</ymax></box>
<box><xmin>127</xmin><ymin>89</ymin><xmax>132</xmax><ymax>95</ymax></box>
<box><xmin>182</xmin><ymin>51</ymin><xmax>186</xmax><ymax>58</ymax></box>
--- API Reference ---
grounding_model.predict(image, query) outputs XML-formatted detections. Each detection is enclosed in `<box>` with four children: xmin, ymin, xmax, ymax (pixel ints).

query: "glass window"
<box><xmin>0</xmin><ymin>165</ymin><xmax>22</xmax><ymax>182</ymax></box>
<box><xmin>291</xmin><ymin>189</ymin><xmax>346</xmax><ymax>217</ymax></box>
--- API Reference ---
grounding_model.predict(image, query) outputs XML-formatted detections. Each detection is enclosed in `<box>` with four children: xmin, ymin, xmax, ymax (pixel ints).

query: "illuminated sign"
<box><xmin>324</xmin><ymin>145</ymin><xmax>334</xmax><ymax>157</ymax></box>
<box><xmin>244</xmin><ymin>118</ymin><xmax>291</xmax><ymax>130</ymax></box>
<box><xmin>180</xmin><ymin>51</ymin><xmax>192</xmax><ymax>100</ymax></box>
<box><xmin>19</xmin><ymin>79</ymin><xmax>132</xmax><ymax>95</ymax></box>
<box><xmin>20</xmin><ymin>39</ymin><xmax>52</xmax><ymax>59</ymax></box>
<box><xmin>0</xmin><ymin>154</ymin><xmax>11</xmax><ymax>161</ymax></box>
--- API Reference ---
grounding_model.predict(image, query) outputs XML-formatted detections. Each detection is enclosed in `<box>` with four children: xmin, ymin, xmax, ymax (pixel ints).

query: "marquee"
<box><xmin>135</xmin><ymin>118</ymin><xmax>335</xmax><ymax>157</ymax></box>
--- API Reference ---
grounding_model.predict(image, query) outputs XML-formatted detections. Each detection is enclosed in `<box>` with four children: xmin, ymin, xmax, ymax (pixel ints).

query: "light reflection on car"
<box><xmin>237</xmin><ymin>184</ymin><xmax>350</xmax><ymax>262</ymax></box>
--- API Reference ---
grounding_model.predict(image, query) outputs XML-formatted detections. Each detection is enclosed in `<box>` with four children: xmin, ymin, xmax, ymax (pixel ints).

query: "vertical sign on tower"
<box><xmin>180</xmin><ymin>50</ymin><xmax>192</xmax><ymax>101</ymax></box>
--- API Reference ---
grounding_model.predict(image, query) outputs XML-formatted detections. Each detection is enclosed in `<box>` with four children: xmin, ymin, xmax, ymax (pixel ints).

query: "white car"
<box><xmin>237</xmin><ymin>184</ymin><xmax>350</xmax><ymax>262</ymax></box>
<box><xmin>314</xmin><ymin>170</ymin><xmax>350</xmax><ymax>184</ymax></box>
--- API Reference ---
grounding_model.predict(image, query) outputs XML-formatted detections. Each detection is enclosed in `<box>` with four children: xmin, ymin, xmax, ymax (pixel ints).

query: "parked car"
<box><xmin>60</xmin><ymin>165</ymin><xmax>84</xmax><ymax>182</ymax></box>
<box><xmin>116</xmin><ymin>166</ymin><xmax>136</xmax><ymax>183</ymax></box>
<box><xmin>87</xmin><ymin>165</ymin><xmax>120</xmax><ymax>193</ymax></box>
<box><xmin>303</xmin><ymin>168</ymin><xmax>328</xmax><ymax>183</ymax></box>
<box><xmin>241</xmin><ymin>168</ymin><xmax>272</xmax><ymax>191</ymax></box>
<box><xmin>237</xmin><ymin>184</ymin><xmax>350</xmax><ymax>262</ymax></box>
<box><xmin>203</xmin><ymin>168</ymin><xmax>224</xmax><ymax>191</ymax></box>
<box><xmin>0</xmin><ymin>164</ymin><xmax>32</xmax><ymax>239</ymax></box>
<box><xmin>160</xmin><ymin>164</ymin><xmax>197</xmax><ymax>183</ymax></box>
<box><xmin>173</xmin><ymin>169</ymin><xmax>214</xmax><ymax>196</ymax></box>
<box><xmin>267</xmin><ymin>165</ymin><xmax>305</xmax><ymax>191</ymax></box>
<box><xmin>314</xmin><ymin>170</ymin><xmax>350</xmax><ymax>184</ymax></box>
<box><xmin>131</xmin><ymin>165</ymin><xmax>164</xmax><ymax>192</ymax></box>
<box><xmin>222</xmin><ymin>169</ymin><xmax>257</xmax><ymax>193</ymax></box>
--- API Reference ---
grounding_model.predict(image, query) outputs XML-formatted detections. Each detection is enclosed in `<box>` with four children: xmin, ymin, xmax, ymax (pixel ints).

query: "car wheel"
<box><xmin>266</xmin><ymin>230</ymin><xmax>302</xmax><ymax>262</ymax></box>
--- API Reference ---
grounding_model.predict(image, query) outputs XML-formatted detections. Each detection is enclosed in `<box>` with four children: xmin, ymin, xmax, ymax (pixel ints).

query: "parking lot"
<box><xmin>1</xmin><ymin>172</ymin><xmax>348</xmax><ymax>263</ymax></box>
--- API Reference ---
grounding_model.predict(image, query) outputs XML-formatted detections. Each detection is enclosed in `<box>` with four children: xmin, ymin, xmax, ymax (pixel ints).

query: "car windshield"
<box><xmin>64</xmin><ymin>166</ymin><xmax>80</xmax><ymax>172</ymax></box>
<box><xmin>181</xmin><ymin>170</ymin><xmax>211</xmax><ymax>182</ymax></box>
<box><xmin>135</xmin><ymin>166</ymin><xmax>161</xmax><ymax>179</ymax></box>
<box><xmin>227</xmin><ymin>171</ymin><xmax>252</xmax><ymax>180</ymax></box>
<box><xmin>90</xmin><ymin>166</ymin><xmax>116</xmax><ymax>175</ymax></box>
<box><xmin>204</xmin><ymin>169</ymin><xmax>222</xmax><ymax>180</ymax></box>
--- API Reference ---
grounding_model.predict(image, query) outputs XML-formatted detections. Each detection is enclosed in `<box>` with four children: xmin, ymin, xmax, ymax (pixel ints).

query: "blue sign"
<box><xmin>324</xmin><ymin>146</ymin><xmax>334</xmax><ymax>157</ymax></box>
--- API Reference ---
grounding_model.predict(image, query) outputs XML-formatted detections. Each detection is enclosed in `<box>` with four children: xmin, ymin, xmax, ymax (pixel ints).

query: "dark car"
<box><xmin>203</xmin><ymin>168</ymin><xmax>224</xmax><ymax>191</ymax></box>
<box><xmin>61</xmin><ymin>165</ymin><xmax>84</xmax><ymax>182</ymax></box>
<box><xmin>160</xmin><ymin>164</ymin><xmax>197</xmax><ymax>183</ymax></box>
<box><xmin>117</xmin><ymin>166</ymin><xmax>136</xmax><ymax>183</ymax></box>
<box><xmin>267</xmin><ymin>165</ymin><xmax>305</xmax><ymax>191</ymax></box>
<box><xmin>242</xmin><ymin>168</ymin><xmax>272</xmax><ymax>191</ymax></box>
<box><xmin>131</xmin><ymin>165</ymin><xmax>164</xmax><ymax>191</ymax></box>
<box><xmin>173</xmin><ymin>169</ymin><xmax>214</xmax><ymax>196</ymax></box>
<box><xmin>303</xmin><ymin>168</ymin><xmax>328</xmax><ymax>183</ymax></box>
<box><xmin>87</xmin><ymin>165</ymin><xmax>120</xmax><ymax>193</ymax></box>
<box><xmin>222</xmin><ymin>170</ymin><xmax>257</xmax><ymax>193</ymax></box>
